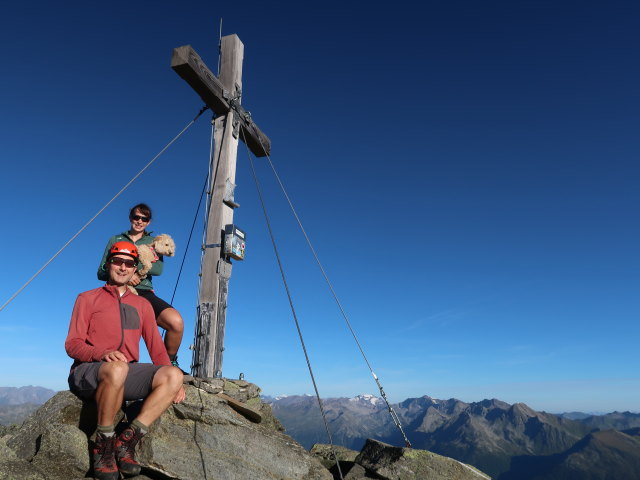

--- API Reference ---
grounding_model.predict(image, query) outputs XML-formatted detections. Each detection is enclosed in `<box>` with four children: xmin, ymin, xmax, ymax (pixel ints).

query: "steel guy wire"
<box><xmin>245</xmin><ymin>121</ymin><xmax>412</xmax><ymax>448</ymax></box>
<box><xmin>170</xmin><ymin>171</ymin><xmax>209</xmax><ymax>305</ymax></box>
<box><xmin>192</xmin><ymin>113</ymin><xmax>224</xmax><ymax>373</ymax></box>
<box><xmin>240</xmin><ymin>129</ymin><xmax>345</xmax><ymax>480</ymax></box>
<box><xmin>196</xmin><ymin>115</ymin><xmax>221</xmax><ymax>297</ymax></box>
<box><xmin>0</xmin><ymin>105</ymin><xmax>209</xmax><ymax>314</ymax></box>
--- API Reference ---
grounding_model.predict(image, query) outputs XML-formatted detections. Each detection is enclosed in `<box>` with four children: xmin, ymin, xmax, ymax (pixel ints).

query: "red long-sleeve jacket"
<box><xmin>65</xmin><ymin>285</ymin><xmax>170</xmax><ymax>369</ymax></box>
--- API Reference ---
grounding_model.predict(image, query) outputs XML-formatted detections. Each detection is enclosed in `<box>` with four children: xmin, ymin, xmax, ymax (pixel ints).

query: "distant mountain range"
<box><xmin>0</xmin><ymin>386</ymin><xmax>56</xmax><ymax>426</ymax></box>
<box><xmin>264</xmin><ymin>394</ymin><xmax>640</xmax><ymax>480</ymax></box>
<box><xmin>0</xmin><ymin>386</ymin><xmax>56</xmax><ymax>405</ymax></box>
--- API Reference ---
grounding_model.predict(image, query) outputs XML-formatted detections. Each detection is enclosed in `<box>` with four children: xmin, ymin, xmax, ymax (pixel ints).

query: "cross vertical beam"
<box><xmin>172</xmin><ymin>34</ymin><xmax>270</xmax><ymax>379</ymax></box>
<box><xmin>189</xmin><ymin>36</ymin><xmax>240</xmax><ymax>379</ymax></box>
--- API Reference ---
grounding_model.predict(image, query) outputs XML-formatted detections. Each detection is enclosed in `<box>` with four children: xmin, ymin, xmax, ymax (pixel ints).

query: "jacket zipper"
<box><xmin>117</xmin><ymin>293</ymin><xmax>125</xmax><ymax>352</ymax></box>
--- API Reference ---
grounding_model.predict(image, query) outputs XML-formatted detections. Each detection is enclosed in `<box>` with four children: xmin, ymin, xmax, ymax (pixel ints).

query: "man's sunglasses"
<box><xmin>109</xmin><ymin>257</ymin><xmax>138</xmax><ymax>268</ymax></box>
<box><xmin>130</xmin><ymin>215</ymin><xmax>150</xmax><ymax>222</ymax></box>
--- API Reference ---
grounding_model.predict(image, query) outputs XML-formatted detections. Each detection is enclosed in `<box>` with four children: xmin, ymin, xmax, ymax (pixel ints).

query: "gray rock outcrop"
<box><xmin>309</xmin><ymin>443</ymin><xmax>359</xmax><ymax>469</ymax></box>
<box><xmin>0</xmin><ymin>379</ymin><xmax>491</xmax><ymax>480</ymax></box>
<box><xmin>312</xmin><ymin>439</ymin><xmax>491</xmax><ymax>480</ymax></box>
<box><xmin>0</xmin><ymin>379</ymin><xmax>331</xmax><ymax>480</ymax></box>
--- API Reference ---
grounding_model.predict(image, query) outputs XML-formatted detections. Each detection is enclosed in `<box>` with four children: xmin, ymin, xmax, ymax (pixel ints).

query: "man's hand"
<box><xmin>101</xmin><ymin>351</ymin><xmax>128</xmax><ymax>362</ymax></box>
<box><xmin>128</xmin><ymin>272</ymin><xmax>141</xmax><ymax>286</ymax></box>
<box><xmin>173</xmin><ymin>386</ymin><xmax>186</xmax><ymax>404</ymax></box>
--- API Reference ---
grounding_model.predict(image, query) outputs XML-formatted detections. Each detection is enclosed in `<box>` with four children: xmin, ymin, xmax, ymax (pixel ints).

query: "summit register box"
<box><xmin>224</xmin><ymin>224</ymin><xmax>246</xmax><ymax>261</ymax></box>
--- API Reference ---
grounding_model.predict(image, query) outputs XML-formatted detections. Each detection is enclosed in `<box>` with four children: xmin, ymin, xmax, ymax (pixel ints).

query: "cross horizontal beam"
<box><xmin>171</xmin><ymin>45</ymin><xmax>271</xmax><ymax>157</ymax></box>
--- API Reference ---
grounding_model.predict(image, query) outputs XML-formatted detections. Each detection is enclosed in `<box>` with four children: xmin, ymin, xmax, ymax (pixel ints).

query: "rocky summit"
<box><xmin>0</xmin><ymin>379</ymin><xmax>490</xmax><ymax>480</ymax></box>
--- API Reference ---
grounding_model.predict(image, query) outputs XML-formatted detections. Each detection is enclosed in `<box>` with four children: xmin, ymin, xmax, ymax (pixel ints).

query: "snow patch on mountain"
<box><xmin>349</xmin><ymin>394</ymin><xmax>382</xmax><ymax>406</ymax></box>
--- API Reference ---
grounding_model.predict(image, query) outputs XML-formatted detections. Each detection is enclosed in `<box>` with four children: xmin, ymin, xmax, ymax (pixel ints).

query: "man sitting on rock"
<box><xmin>65</xmin><ymin>241</ymin><xmax>186</xmax><ymax>480</ymax></box>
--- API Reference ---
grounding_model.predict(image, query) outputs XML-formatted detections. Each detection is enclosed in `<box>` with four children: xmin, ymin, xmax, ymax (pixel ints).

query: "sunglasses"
<box><xmin>109</xmin><ymin>257</ymin><xmax>138</xmax><ymax>268</ymax></box>
<box><xmin>130</xmin><ymin>215</ymin><xmax>150</xmax><ymax>222</ymax></box>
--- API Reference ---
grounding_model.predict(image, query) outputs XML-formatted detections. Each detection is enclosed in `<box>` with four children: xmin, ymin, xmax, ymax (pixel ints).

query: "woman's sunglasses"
<box><xmin>130</xmin><ymin>215</ymin><xmax>150</xmax><ymax>222</ymax></box>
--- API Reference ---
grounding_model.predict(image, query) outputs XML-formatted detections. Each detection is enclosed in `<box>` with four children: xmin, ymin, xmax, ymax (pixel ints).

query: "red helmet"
<box><xmin>108</xmin><ymin>241</ymin><xmax>139</xmax><ymax>260</ymax></box>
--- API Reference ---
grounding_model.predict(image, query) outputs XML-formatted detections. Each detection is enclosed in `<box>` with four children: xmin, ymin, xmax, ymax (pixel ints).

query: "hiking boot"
<box><xmin>92</xmin><ymin>432</ymin><xmax>119</xmax><ymax>480</ymax></box>
<box><xmin>115</xmin><ymin>426</ymin><xmax>143</xmax><ymax>477</ymax></box>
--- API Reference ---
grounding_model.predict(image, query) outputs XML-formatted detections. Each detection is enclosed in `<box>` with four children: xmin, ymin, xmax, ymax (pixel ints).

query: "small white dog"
<box><xmin>127</xmin><ymin>234</ymin><xmax>176</xmax><ymax>295</ymax></box>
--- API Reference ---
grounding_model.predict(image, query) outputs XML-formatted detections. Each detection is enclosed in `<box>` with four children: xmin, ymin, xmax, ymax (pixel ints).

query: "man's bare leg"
<box><xmin>134</xmin><ymin>366</ymin><xmax>183</xmax><ymax>427</ymax></box>
<box><xmin>94</xmin><ymin>361</ymin><xmax>129</xmax><ymax>480</ymax></box>
<box><xmin>95</xmin><ymin>361</ymin><xmax>129</xmax><ymax>426</ymax></box>
<box><xmin>113</xmin><ymin>365</ymin><xmax>183</xmax><ymax>477</ymax></box>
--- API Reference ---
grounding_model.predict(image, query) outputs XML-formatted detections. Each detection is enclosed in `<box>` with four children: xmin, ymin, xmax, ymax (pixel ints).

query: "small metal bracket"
<box><xmin>224</xmin><ymin>88</ymin><xmax>243</xmax><ymax>140</ymax></box>
<box><xmin>223</xmin><ymin>87</ymin><xmax>242</xmax><ymax>103</ymax></box>
<box><xmin>203</xmin><ymin>243</ymin><xmax>222</xmax><ymax>249</ymax></box>
<box><xmin>217</xmin><ymin>259</ymin><xmax>232</xmax><ymax>279</ymax></box>
<box><xmin>232</xmin><ymin>115</ymin><xmax>240</xmax><ymax>139</ymax></box>
<box><xmin>223</xmin><ymin>178</ymin><xmax>240</xmax><ymax>208</ymax></box>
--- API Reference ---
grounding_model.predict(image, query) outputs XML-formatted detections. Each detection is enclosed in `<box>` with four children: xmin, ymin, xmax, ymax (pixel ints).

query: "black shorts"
<box><xmin>68</xmin><ymin>362</ymin><xmax>163</xmax><ymax>401</ymax></box>
<box><xmin>136</xmin><ymin>289</ymin><xmax>172</xmax><ymax>318</ymax></box>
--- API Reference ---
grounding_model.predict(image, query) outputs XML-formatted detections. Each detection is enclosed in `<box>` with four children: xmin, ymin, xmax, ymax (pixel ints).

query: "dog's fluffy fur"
<box><xmin>127</xmin><ymin>234</ymin><xmax>176</xmax><ymax>295</ymax></box>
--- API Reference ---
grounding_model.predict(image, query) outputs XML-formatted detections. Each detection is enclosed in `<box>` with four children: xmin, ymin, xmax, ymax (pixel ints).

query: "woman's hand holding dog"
<box><xmin>128</xmin><ymin>272</ymin><xmax>141</xmax><ymax>286</ymax></box>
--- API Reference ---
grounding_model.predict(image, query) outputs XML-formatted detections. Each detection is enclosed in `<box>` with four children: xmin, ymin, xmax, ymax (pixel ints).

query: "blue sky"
<box><xmin>0</xmin><ymin>1</ymin><xmax>638</xmax><ymax>414</ymax></box>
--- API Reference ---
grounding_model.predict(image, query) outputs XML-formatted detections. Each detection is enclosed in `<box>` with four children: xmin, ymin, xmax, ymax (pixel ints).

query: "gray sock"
<box><xmin>96</xmin><ymin>424</ymin><xmax>115</xmax><ymax>437</ymax></box>
<box><xmin>131</xmin><ymin>419</ymin><xmax>149</xmax><ymax>435</ymax></box>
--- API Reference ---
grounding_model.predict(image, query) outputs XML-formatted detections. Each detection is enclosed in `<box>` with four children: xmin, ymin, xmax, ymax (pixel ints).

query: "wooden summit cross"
<box><xmin>171</xmin><ymin>35</ymin><xmax>271</xmax><ymax>379</ymax></box>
